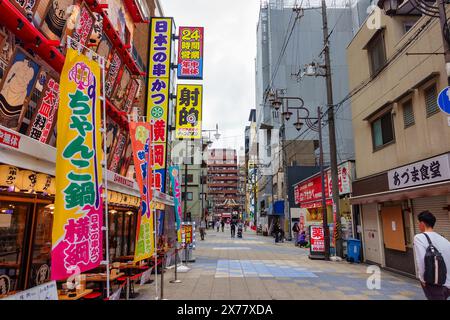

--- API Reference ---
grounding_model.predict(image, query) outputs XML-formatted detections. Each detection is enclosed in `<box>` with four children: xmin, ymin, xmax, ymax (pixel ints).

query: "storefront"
<box><xmin>293</xmin><ymin>161</ymin><xmax>356</xmax><ymax>250</ymax></box>
<box><xmin>350</xmin><ymin>152</ymin><xmax>450</xmax><ymax>277</ymax></box>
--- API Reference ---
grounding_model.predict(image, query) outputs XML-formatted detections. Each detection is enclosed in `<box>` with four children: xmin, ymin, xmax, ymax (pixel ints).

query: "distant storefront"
<box><xmin>293</xmin><ymin>161</ymin><xmax>355</xmax><ymax>250</ymax></box>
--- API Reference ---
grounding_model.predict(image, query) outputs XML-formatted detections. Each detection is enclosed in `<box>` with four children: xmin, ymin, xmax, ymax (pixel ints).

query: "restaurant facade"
<box><xmin>347</xmin><ymin>10</ymin><xmax>450</xmax><ymax>277</ymax></box>
<box><xmin>0</xmin><ymin>0</ymin><xmax>161</xmax><ymax>296</ymax></box>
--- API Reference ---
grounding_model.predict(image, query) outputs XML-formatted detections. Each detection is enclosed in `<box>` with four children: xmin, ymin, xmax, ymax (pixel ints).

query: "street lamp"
<box><xmin>271</xmin><ymin>91</ymin><xmax>331</xmax><ymax>260</ymax></box>
<box><xmin>377</xmin><ymin>0</ymin><xmax>450</xmax><ymax>84</ymax></box>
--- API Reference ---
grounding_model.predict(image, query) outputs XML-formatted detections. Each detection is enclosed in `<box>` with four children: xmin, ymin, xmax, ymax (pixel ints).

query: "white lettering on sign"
<box><xmin>4</xmin><ymin>281</ymin><xmax>58</xmax><ymax>300</ymax></box>
<box><xmin>388</xmin><ymin>153</ymin><xmax>450</xmax><ymax>190</ymax></box>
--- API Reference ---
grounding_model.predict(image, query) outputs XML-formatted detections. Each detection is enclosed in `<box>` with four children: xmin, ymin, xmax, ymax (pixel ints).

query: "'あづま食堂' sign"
<box><xmin>388</xmin><ymin>153</ymin><xmax>450</xmax><ymax>190</ymax></box>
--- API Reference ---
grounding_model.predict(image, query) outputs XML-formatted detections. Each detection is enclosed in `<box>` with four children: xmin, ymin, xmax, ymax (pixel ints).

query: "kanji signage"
<box><xmin>105</xmin><ymin>49</ymin><xmax>122</xmax><ymax>99</ymax></box>
<box><xmin>175</xmin><ymin>84</ymin><xmax>202</xmax><ymax>139</ymax></box>
<box><xmin>123</xmin><ymin>78</ymin><xmax>139</xmax><ymax>113</ymax></box>
<box><xmin>27</xmin><ymin>76</ymin><xmax>59</xmax><ymax>144</ymax></box>
<box><xmin>147</xmin><ymin>17</ymin><xmax>173</xmax><ymax>192</ymax></box>
<box><xmin>388</xmin><ymin>153</ymin><xmax>450</xmax><ymax>190</ymax></box>
<box><xmin>181</xmin><ymin>223</ymin><xmax>194</xmax><ymax>248</ymax></box>
<box><xmin>51</xmin><ymin>48</ymin><xmax>103</xmax><ymax>280</ymax></box>
<box><xmin>294</xmin><ymin>174</ymin><xmax>331</xmax><ymax>208</ymax></box>
<box><xmin>129</xmin><ymin>121</ymin><xmax>154</xmax><ymax>262</ymax></box>
<box><xmin>310</xmin><ymin>225</ymin><xmax>325</xmax><ymax>253</ymax></box>
<box><xmin>68</xmin><ymin>3</ymin><xmax>95</xmax><ymax>51</ymax></box>
<box><xmin>326</xmin><ymin>161</ymin><xmax>352</xmax><ymax>197</ymax></box>
<box><xmin>177</xmin><ymin>27</ymin><xmax>204</xmax><ymax>80</ymax></box>
<box><xmin>109</xmin><ymin>132</ymin><xmax>127</xmax><ymax>173</ymax></box>
<box><xmin>0</xmin><ymin>128</ymin><xmax>20</xmax><ymax>149</ymax></box>
<box><xmin>169</xmin><ymin>166</ymin><xmax>182</xmax><ymax>242</ymax></box>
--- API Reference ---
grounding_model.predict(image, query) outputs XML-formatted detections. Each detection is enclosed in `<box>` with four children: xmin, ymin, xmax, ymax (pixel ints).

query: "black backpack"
<box><xmin>422</xmin><ymin>233</ymin><xmax>447</xmax><ymax>286</ymax></box>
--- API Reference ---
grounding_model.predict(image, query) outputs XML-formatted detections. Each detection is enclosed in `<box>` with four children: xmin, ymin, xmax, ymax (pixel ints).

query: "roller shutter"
<box><xmin>412</xmin><ymin>196</ymin><xmax>450</xmax><ymax>240</ymax></box>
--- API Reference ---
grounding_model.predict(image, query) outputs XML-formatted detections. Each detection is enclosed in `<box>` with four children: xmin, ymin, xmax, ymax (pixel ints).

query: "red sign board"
<box><xmin>0</xmin><ymin>128</ymin><xmax>20</xmax><ymax>149</ymax></box>
<box><xmin>310</xmin><ymin>225</ymin><xmax>325</xmax><ymax>253</ymax></box>
<box><xmin>294</xmin><ymin>174</ymin><xmax>329</xmax><ymax>207</ymax></box>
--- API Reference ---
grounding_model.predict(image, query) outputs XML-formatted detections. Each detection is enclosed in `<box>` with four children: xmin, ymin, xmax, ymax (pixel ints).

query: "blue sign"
<box><xmin>437</xmin><ymin>86</ymin><xmax>450</xmax><ymax>115</ymax></box>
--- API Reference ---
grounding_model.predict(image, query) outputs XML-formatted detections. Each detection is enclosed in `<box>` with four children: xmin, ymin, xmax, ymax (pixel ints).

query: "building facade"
<box><xmin>0</xmin><ymin>0</ymin><xmax>162</xmax><ymax>295</ymax></box>
<box><xmin>347</xmin><ymin>4</ymin><xmax>450</xmax><ymax>276</ymax></box>
<box><xmin>207</xmin><ymin>149</ymin><xmax>242</xmax><ymax>221</ymax></box>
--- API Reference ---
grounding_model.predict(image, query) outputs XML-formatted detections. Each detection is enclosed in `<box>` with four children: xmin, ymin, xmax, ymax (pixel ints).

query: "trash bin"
<box><xmin>346</xmin><ymin>238</ymin><xmax>361</xmax><ymax>263</ymax></box>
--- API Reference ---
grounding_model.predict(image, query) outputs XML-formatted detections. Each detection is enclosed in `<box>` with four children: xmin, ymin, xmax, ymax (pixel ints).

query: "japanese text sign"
<box><xmin>27</xmin><ymin>76</ymin><xmax>60</xmax><ymax>144</ymax></box>
<box><xmin>326</xmin><ymin>161</ymin><xmax>352</xmax><ymax>197</ymax></box>
<box><xmin>0</xmin><ymin>127</ymin><xmax>20</xmax><ymax>149</ymax></box>
<box><xmin>129</xmin><ymin>121</ymin><xmax>155</xmax><ymax>262</ymax></box>
<box><xmin>388</xmin><ymin>153</ymin><xmax>450</xmax><ymax>190</ymax></box>
<box><xmin>181</xmin><ymin>223</ymin><xmax>193</xmax><ymax>248</ymax></box>
<box><xmin>105</xmin><ymin>50</ymin><xmax>122</xmax><ymax>99</ymax></box>
<box><xmin>310</xmin><ymin>225</ymin><xmax>325</xmax><ymax>253</ymax></box>
<box><xmin>177</xmin><ymin>27</ymin><xmax>204</xmax><ymax>80</ymax></box>
<box><xmin>294</xmin><ymin>175</ymin><xmax>328</xmax><ymax>207</ymax></box>
<box><xmin>51</xmin><ymin>48</ymin><xmax>103</xmax><ymax>280</ymax></box>
<box><xmin>169</xmin><ymin>166</ymin><xmax>182</xmax><ymax>242</ymax></box>
<box><xmin>147</xmin><ymin>17</ymin><xmax>173</xmax><ymax>193</ymax></box>
<box><xmin>175</xmin><ymin>84</ymin><xmax>202</xmax><ymax>139</ymax></box>
<box><xmin>69</xmin><ymin>4</ymin><xmax>95</xmax><ymax>50</ymax></box>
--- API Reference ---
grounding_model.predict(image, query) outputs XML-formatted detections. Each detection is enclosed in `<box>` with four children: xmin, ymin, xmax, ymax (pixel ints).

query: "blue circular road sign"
<box><xmin>437</xmin><ymin>86</ymin><xmax>450</xmax><ymax>115</ymax></box>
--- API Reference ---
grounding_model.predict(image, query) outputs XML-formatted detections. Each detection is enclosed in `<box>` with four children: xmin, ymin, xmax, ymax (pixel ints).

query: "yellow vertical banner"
<box><xmin>51</xmin><ymin>48</ymin><xmax>103</xmax><ymax>280</ymax></box>
<box><xmin>175</xmin><ymin>84</ymin><xmax>203</xmax><ymax>139</ymax></box>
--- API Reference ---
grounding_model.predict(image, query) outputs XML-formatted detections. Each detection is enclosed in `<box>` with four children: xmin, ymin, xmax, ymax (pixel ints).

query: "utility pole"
<box><xmin>321</xmin><ymin>0</ymin><xmax>342</xmax><ymax>257</ymax></box>
<box><xmin>183</xmin><ymin>139</ymin><xmax>188</xmax><ymax>221</ymax></box>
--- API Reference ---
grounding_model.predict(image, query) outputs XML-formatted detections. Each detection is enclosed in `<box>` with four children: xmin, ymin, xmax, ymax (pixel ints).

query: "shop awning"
<box><xmin>299</xmin><ymin>199</ymin><xmax>333</xmax><ymax>209</ymax></box>
<box><xmin>349</xmin><ymin>180</ymin><xmax>450</xmax><ymax>205</ymax></box>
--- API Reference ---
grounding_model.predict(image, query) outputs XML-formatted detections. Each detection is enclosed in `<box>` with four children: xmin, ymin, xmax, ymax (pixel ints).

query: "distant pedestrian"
<box><xmin>221</xmin><ymin>219</ymin><xmax>225</xmax><ymax>232</ymax></box>
<box><xmin>230</xmin><ymin>219</ymin><xmax>236</xmax><ymax>238</ymax></box>
<box><xmin>292</xmin><ymin>222</ymin><xmax>300</xmax><ymax>246</ymax></box>
<box><xmin>199</xmin><ymin>219</ymin><xmax>206</xmax><ymax>240</ymax></box>
<box><xmin>298</xmin><ymin>231</ymin><xmax>307</xmax><ymax>248</ymax></box>
<box><xmin>413</xmin><ymin>210</ymin><xmax>450</xmax><ymax>300</ymax></box>
<box><xmin>216</xmin><ymin>220</ymin><xmax>220</xmax><ymax>232</ymax></box>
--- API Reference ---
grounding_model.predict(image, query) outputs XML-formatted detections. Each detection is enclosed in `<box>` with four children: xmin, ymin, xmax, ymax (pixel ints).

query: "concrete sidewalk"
<box><xmin>135</xmin><ymin>227</ymin><xmax>425</xmax><ymax>300</ymax></box>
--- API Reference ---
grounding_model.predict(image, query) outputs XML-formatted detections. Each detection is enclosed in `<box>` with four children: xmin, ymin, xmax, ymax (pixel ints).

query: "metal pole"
<box><xmin>318</xmin><ymin>106</ymin><xmax>330</xmax><ymax>260</ymax></box>
<box><xmin>321</xmin><ymin>0</ymin><xmax>342</xmax><ymax>257</ymax></box>
<box><xmin>281</xmin><ymin>108</ymin><xmax>291</xmax><ymax>241</ymax></box>
<box><xmin>99</xmin><ymin>49</ymin><xmax>111</xmax><ymax>298</ymax></box>
<box><xmin>160</xmin><ymin>253</ymin><xmax>164</xmax><ymax>299</ymax></box>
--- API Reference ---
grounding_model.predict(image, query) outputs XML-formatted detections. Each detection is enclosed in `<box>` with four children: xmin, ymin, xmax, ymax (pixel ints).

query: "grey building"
<box><xmin>254</xmin><ymin>0</ymin><xmax>371</xmax><ymax>233</ymax></box>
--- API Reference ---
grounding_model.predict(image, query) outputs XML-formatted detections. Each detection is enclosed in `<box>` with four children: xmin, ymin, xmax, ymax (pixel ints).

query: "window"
<box><xmin>424</xmin><ymin>85</ymin><xmax>439</xmax><ymax>117</ymax></box>
<box><xmin>404</xmin><ymin>21</ymin><xmax>416</xmax><ymax>34</ymax></box>
<box><xmin>371</xmin><ymin>111</ymin><xmax>394</xmax><ymax>149</ymax></box>
<box><xmin>367</xmin><ymin>32</ymin><xmax>387</xmax><ymax>76</ymax></box>
<box><xmin>402</xmin><ymin>99</ymin><xmax>415</xmax><ymax>128</ymax></box>
<box><xmin>182</xmin><ymin>192</ymin><xmax>193</xmax><ymax>201</ymax></box>
<box><xmin>182</xmin><ymin>174</ymin><xmax>194</xmax><ymax>184</ymax></box>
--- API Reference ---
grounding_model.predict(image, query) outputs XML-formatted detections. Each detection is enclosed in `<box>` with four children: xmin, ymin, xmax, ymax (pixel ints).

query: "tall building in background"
<box><xmin>254</xmin><ymin>0</ymin><xmax>370</xmax><ymax>234</ymax></box>
<box><xmin>207</xmin><ymin>149</ymin><xmax>242</xmax><ymax>221</ymax></box>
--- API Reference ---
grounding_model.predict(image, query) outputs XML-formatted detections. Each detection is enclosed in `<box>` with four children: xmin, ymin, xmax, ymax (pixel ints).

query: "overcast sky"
<box><xmin>162</xmin><ymin>0</ymin><xmax>261</xmax><ymax>157</ymax></box>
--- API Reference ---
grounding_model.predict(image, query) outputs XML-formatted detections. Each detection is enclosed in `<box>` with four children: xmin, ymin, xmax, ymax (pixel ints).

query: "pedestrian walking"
<box><xmin>292</xmin><ymin>222</ymin><xmax>300</xmax><ymax>246</ymax></box>
<box><xmin>216</xmin><ymin>220</ymin><xmax>220</xmax><ymax>232</ymax></box>
<box><xmin>199</xmin><ymin>219</ymin><xmax>206</xmax><ymax>240</ymax></box>
<box><xmin>221</xmin><ymin>219</ymin><xmax>225</xmax><ymax>232</ymax></box>
<box><xmin>413</xmin><ymin>210</ymin><xmax>450</xmax><ymax>300</ymax></box>
<box><xmin>230</xmin><ymin>219</ymin><xmax>236</xmax><ymax>238</ymax></box>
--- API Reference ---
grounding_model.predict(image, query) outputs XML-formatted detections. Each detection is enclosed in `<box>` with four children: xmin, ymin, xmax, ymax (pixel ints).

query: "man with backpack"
<box><xmin>413</xmin><ymin>210</ymin><xmax>450</xmax><ymax>300</ymax></box>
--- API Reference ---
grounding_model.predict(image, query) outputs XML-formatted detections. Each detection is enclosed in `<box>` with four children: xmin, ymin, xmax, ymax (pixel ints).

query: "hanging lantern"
<box><xmin>48</xmin><ymin>177</ymin><xmax>56</xmax><ymax>195</ymax></box>
<box><xmin>0</xmin><ymin>165</ymin><xmax>19</xmax><ymax>187</ymax></box>
<box><xmin>35</xmin><ymin>174</ymin><xmax>52</xmax><ymax>193</ymax></box>
<box><xmin>16</xmin><ymin>170</ymin><xmax>37</xmax><ymax>191</ymax></box>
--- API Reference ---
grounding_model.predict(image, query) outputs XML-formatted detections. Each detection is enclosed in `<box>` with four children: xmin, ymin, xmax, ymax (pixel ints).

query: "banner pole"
<box><xmin>101</xmin><ymin>54</ymin><xmax>111</xmax><ymax>299</ymax></box>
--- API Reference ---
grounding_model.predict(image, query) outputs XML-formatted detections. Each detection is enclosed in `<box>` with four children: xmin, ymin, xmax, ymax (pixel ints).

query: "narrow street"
<box><xmin>137</xmin><ymin>227</ymin><xmax>425</xmax><ymax>300</ymax></box>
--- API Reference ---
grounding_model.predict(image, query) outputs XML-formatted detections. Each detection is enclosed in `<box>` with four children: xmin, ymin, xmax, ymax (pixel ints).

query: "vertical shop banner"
<box><xmin>105</xmin><ymin>50</ymin><xmax>123</xmax><ymax>99</ymax></box>
<box><xmin>51</xmin><ymin>48</ymin><xmax>103</xmax><ymax>280</ymax></box>
<box><xmin>310</xmin><ymin>225</ymin><xmax>325</xmax><ymax>253</ymax></box>
<box><xmin>177</xmin><ymin>27</ymin><xmax>204</xmax><ymax>80</ymax></box>
<box><xmin>27</xmin><ymin>76</ymin><xmax>60</xmax><ymax>144</ymax></box>
<box><xmin>129</xmin><ymin>122</ymin><xmax>155</xmax><ymax>262</ymax></box>
<box><xmin>147</xmin><ymin>17</ymin><xmax>173</xmax><ymax>193</ymax></box>
<box><xmin>169</xmin><ymin>166</ymin><xmax>182</xmax><ymax>242</ymax></box>
<box><xmin>123</xmin><ymin>78</ymin><xmax>139</xmax><ymax>113</ymax></box>
<box><xmin>175</xmin><ymin>84</ymin><xmax>202</xmax><ymax>139</ymax></box>
<box><xmin>67</xmin><ymin>3</ymin><xmax>95</xmax><ymax>51</ymax></box>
